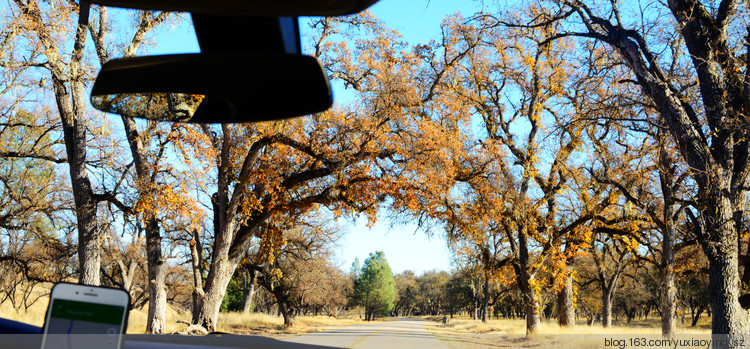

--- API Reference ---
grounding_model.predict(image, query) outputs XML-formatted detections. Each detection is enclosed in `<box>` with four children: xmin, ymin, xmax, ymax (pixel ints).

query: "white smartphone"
<box><xmin>40</xmin><ymin>282</ymin><xmax>130</xmax><ymax>349</ymax></box>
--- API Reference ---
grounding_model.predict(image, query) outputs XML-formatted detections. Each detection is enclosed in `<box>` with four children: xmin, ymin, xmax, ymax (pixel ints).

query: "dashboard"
<box><xmin>0</xmin><ymin>318</ymin><xmax>333</xmax><ymax>349</ymax></box>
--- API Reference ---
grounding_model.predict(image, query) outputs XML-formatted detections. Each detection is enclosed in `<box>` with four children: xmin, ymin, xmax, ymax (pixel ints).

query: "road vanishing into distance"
<box><xmin>282</xmin><ymin>318</ymin><xmax>448</xmax><ymax>349</ymax></box>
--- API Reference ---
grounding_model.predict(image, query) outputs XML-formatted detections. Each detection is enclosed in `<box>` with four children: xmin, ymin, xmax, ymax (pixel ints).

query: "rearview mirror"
<box><xmin>87</xmin><ymin>0</ymin><xmax>378</xmax><ymax>16</ymax></box>
<box><xmin>90</xmin><ymin>54</ymin><xmax>332</xmax><ymax>123</ymax></box>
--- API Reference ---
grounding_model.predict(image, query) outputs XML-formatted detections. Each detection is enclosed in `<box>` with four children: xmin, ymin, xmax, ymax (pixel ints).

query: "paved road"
<box><xmin>282</xmin><ymin>318</ymin><xmax>448</xmax><ymax>349</ymax></box>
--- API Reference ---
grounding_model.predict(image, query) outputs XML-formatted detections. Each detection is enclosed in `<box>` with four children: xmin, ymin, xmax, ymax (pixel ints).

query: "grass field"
<box><xmin>423</xmin><ymin>315</ymin><xmax>713</xmax><ymax>349</ymax></box>
<box><xmin>0</xmin><ymin>296</ymin><xmax>368</xmax><ymax>335</ymax></box>
<box><xmin>425</xmin><ymin>314</ymin><xmax>712</xmax><ymax>335</ymax></box>
<box><xmin>0</xmin><ymin>289</ymin><xmax>191</xmax><ymax>333</ymax></box>
<box><xmin>2</xmin><ymin>293</ymin><xmax>714</xmax><ymax>335</ymax></box>
<box><xmin>215</xmin><ymin>312</ymin><xmax>374</xmax><ymax>338</ymax></box>
<box><xmin>0</xmin><ymin>284</ymin><xmax>51</xmax><ymax>327</ymax></box>
<box><xmin>0</xmin><ymin>285</ymin><xmax>369</xmax><ymax>335</ymax></box>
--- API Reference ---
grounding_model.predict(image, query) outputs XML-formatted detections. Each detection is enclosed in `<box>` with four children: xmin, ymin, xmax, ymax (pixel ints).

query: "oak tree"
<box><xmin>514</xmin><ymin>0</ymin><xmax>750</xmax><ymax>334</ymax></box>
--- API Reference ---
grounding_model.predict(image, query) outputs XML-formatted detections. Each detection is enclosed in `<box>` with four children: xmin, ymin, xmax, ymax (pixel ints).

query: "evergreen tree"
<box><xmin>351</xmin><ymin>257</ymin><xmax>361</xmax><ymax>279</ymax></box>
<box><xmin>353</xmin><ymin>251</ymin><xmax>396</xmax><ymax>321</ymax></box>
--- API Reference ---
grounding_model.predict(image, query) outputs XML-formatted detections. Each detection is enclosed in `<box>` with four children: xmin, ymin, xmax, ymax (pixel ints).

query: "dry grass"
<box><xmin>427</xmin><ymin>315</ymin><xmax>711</xmax><ymax>335</ymax></box>
<box><xmin>126</xmin><ymin>302</ymin><xmax>193</xmax><ymax>334</ymax></box>
<box><xmin>0</xmin><ymin>295</ymin><xmax>49</xmax><ymax>327</ymax></box>
<box><xmin>216</xmin><ymin>312</ymin><xmax>369</xmax><ymax>338</ymax></box>
<box><xmin>131</xmin><ymin>309</ymin><xmax>370</xmax><ymax>336</ymax></box>
<box><xmin>425</xmin><ymin>316</ymin><xmax>713</xmax><ymax>349</ymax></box>
<box><xmin>0</xmin><ymin>291</ymin><xmax>193</xmax><ymax>334</ymax></box>
<box><xmin>0</xmin><ymin>286</ymin><xmax>368</xmax><ymax>337</ymax></box>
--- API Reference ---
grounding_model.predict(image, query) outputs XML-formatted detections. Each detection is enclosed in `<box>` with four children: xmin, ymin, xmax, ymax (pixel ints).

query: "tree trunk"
<box><xmin>56</xmin><ymin>67</ymin><xmax>100</xmax><ymax>287</ymax></box>
<box><xmin>241</xmin><ymin>270</ymin><xmax>257</xmax><ymax>314</ymax></box>
<box><xmin>9</xmin><ymin>0</ymin><xmax>101</xmax><ymax>289</ymax></box>
<box><xmin>121</xmin><ymin>116</ymin><xmax>168</xmax><ymax>334</ymax></box>
<box><xmin>602</xmin><ymin>289</ymin><xmax>612</xmax><ymax>328</ymax></box>
<box><xmin>145</xmin><ymin>218</ymin><xmax>166</xmax><ymax>334</ymax></box>
<box><xmin>557</xmin><ymin>273</ymin><xmax>575</xmax><ymax>327</ymax></box>
<box><xmin>192</xmin><ymin>255</ymin><xmax>237</xmax><ymax>332</ymax></box>
<box><xmin>188</xmin><ymin>126</ymin><xmax>276</xmax><ymax>332</ymax></box>
<box><xmin>481</xmin><ymin>272</ymin><xmax>489</xmax><ymax>322</ymax></box>
<box><xmin>517</xmin><ymin>267</ymin><xmax>540</xmax><ymax>334</ymax></box>
<box><xmin>116</xmin><ymin>260</ymin><xmax>137</xmax><ymax>293</ymax></box>
<box><xmin>691</xmin><ymin>305</ymin><xmax>705</xmax><ymax>327</ymax></box>
<box><xmin>698</xmin><ymin>194</ymin><xmax>749</xmax><ymax>334</ymax></box>
<box><xmin>190</xmin><ymin>229</ymin><xmax>204</xmax><ymax>318</ymax></box>
<box><xmin>46</xmin><ymin>2</ymin><xmax>102</xmax><ymax>287</ymax></box>
<box><xmin>517</xmin><ymin>226</ymin><xmax>539</xmax><ymax>334</ymax></box>
<box><xmin>472</xmin><ymin>292</ymin><xmax>479</xmax><ymax>320</ymax></box>
<box><xmin>524</xmin><ymin>290</ymin><xmax>540</xmax><ymax>334</ymax></box>
<box><xmin>655</xmin><ymin>137</ymin><xmax>678</xmax><ymax>336</ymax></box>
<box><xmin>660</xmin><ymin>223</ymin><xmax>677</xmax><ymax>336</ymax></box>
<box><xmin>74</xmin><ymin>192</ymin><xmax>100</xmax><ymax>286</ymax></box>
<box><xmin>704</xmin><ymin>235</ymin><xmax>748</xmax><ymax>334</ymax></box>
<box><xmin>192</xmin><ymin>283</ymin><xmax>228</xmax><ymax>333</ymax></box>
<box><xmin>273</xmin><ymin>287</ymin><xmax>295</xmax><ymax>327</ymax></box>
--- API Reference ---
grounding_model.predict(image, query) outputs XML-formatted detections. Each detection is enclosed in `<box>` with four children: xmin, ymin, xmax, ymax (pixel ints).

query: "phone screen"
<box><xmin>42</xmin><ymin>298</ymin><xmax>126</xmax><ymax>349</ymax></box>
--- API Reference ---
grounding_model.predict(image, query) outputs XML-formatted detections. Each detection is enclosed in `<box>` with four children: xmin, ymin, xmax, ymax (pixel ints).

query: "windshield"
<box><xmin>0</xmin><ymin>0</ymin><xmax>744</xmax><ymax>347</ymax></box>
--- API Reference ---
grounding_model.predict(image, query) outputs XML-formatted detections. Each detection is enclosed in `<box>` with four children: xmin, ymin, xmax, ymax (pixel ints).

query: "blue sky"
<box><xmin>370</xmin><ymin>0</ymin><xmax>481</xmax><ymax>43</ymax></box>
<box><xmin>150</xmin><ymin>0</ymin><xmax>484</xmax><ymax>54</ymax></box>
<box><xmin>147</xmin><ymin>0</ymin><xmax>484</xmax><ymax>275</ymax></box>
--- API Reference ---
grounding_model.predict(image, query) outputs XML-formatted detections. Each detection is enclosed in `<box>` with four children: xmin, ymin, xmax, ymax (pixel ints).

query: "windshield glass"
<box><xmin>0</xmin><ymin>0</ymin><xmax>739</xmax><ymax>347</ymax></box>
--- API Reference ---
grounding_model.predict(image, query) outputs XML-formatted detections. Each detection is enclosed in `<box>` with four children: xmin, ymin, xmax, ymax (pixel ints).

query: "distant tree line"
<box><xmin>211</xmin><ymin>244</ymin><xmax>710</xmax><ymax>331</ymax></box>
